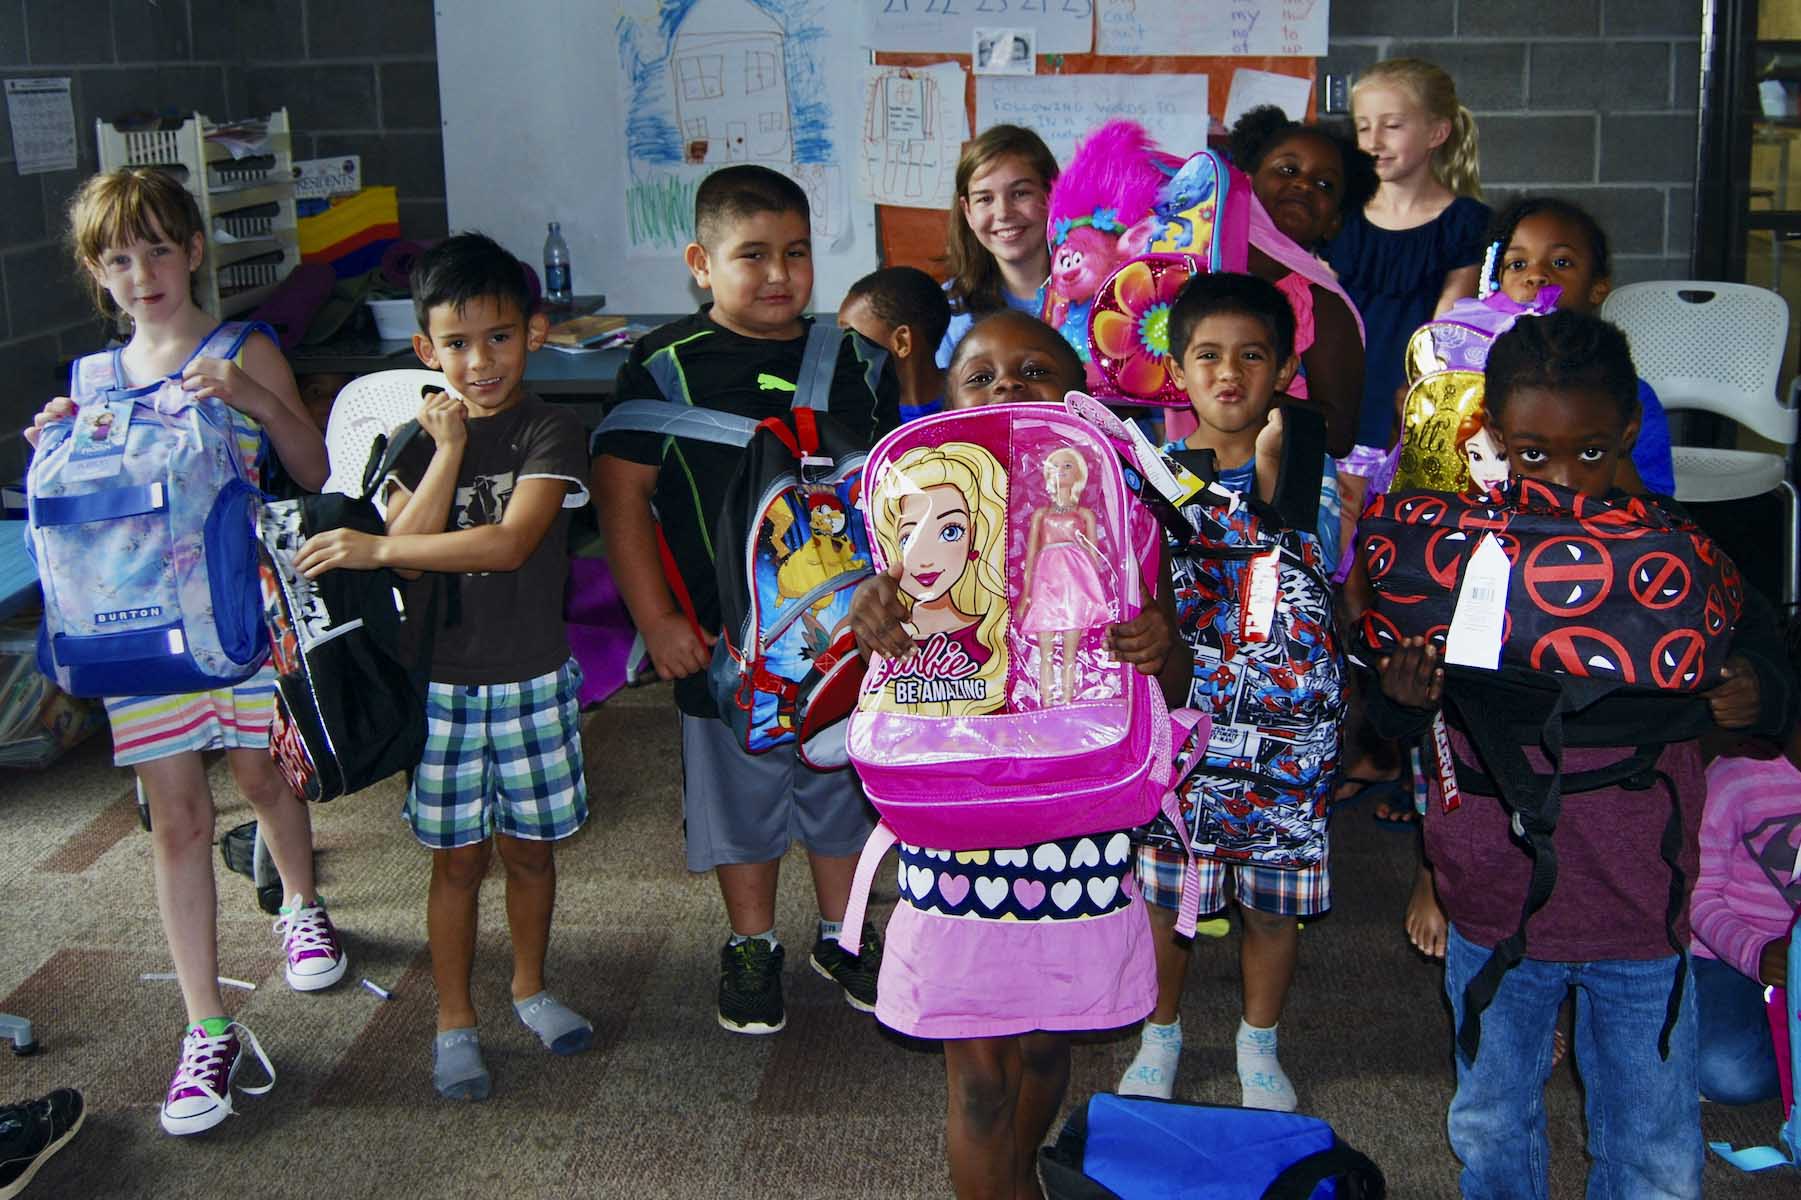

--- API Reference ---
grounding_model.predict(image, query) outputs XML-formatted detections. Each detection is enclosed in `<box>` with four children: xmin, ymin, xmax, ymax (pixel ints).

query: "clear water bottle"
<box><xmin>543</xmin><ymin>221</ymin><xmax>572</xmax><ymax>305</ymax></box>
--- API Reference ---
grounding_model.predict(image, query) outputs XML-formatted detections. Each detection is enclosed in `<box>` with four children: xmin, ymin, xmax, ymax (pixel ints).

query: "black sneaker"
<box><xmin>0</xmin><ymin>1089</ymin><xmax>84</xmax><ymax>1200</ymax></box>
<box><xmin>809</xmin><ymin>921</ymin><xmax>881</xmax><ymax>1013</ymax></box>
<box><xmin>718</xmin><ymin>939</ymin><xmax>785</xmax><ymax>1034</ymax></box>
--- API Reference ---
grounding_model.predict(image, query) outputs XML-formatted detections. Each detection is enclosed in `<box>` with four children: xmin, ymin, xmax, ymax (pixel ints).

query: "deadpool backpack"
<box><xmin>591</xmin><ymin>323</ymin><xmax>873</xmax><ymax>765</ymax></box>
<box><xmin>1356</xmin><ymin>477</ymin><xmax>1749</xmax><ymax>1062</ymax></box>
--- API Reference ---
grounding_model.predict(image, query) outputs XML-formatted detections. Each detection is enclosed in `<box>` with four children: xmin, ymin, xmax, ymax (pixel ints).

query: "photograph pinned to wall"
<box><xmin>1223</xmin><ymin>68</ymin><xmax>1313</xmax><ymax>128</ymax></box>
<box><xmin>859</xmin><ymin>62</ymin><xmax>968</xmax><ymax>210</ymax></box>
<box><xmin>862</xmin><ymin>0</ymin><xmax>1092</xmax><ymax>55</ymax></box>
<box><xmin>616</xmin><ymin>0</ymin><xmax>849</xmax><ymax>259</ymax></box>
<box><xmin>972</xmin><ymin>27</ymin><xmax>1036</xmax><ymax>77</ymax></box>
<box><xmin>1095</xmin><ymin>0</ymin><xmax>1329</xmax><ymax>57</ymax></box>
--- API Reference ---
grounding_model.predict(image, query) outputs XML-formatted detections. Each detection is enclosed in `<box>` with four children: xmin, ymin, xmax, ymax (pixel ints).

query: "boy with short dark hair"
<box><xmin>296</xmin><ymin>232</ymin><xmax>594</xmax><ymax>1101</ymax></box>
<box><xmin>839</xmin><ymin>266</ymin><xmax>950</xmax><ymax>422</ymax></box>
<box><xmin>1119</xmin><ymin>272</ymin><xmax>1344</xmax><ymax>1109</ymax></box>
<box><xmin>592</xmin><ymin>164</ymin><xmax>900</xmax><ymax>1035</ymax></box>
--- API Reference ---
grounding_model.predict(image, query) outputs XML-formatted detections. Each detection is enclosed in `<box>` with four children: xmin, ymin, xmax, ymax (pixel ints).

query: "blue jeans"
<box><xmin>1694</xmin><ymin>952</ymin><xmax>1781</xmax><ymax>1105</ymax></box>
<box><xmin>1444</xmin><ymin>925</ymin><xmax>1702</xmax><ymax>1200</ymax></box>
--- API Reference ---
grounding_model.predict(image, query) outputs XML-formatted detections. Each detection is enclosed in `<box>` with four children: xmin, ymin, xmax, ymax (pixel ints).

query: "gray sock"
<box><xmin>432</xmin><ymin>1027</ymin><xmax>491</xmax><ymax>1101</ymax></box>
<box><xmin>513</xmin><ymin>991</ymin><xmax>594</xmax><ymax>1056</ymax></box>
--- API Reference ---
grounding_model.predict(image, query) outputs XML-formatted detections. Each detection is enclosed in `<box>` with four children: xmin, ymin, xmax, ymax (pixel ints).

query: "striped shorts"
<box><xmin>1134</xmin><ymin>841</ymin><xmax>1331</xmax><ymax>918</ymax></box>
<box><xmin>104</xmin><ymin>664</ymin><xmax>277</xmax><ymax>767</ymax></box>
<box><xmin>404</xmin><ymin>659</ymin><xmax>587</xmax><ymax>850</ymax></box>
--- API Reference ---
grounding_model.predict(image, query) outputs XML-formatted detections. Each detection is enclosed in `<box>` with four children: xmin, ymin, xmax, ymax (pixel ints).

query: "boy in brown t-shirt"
<box><xmin>296</xmin><ymin>233</ymin><xmax>592</xmax><ymax>1102</ymax></box>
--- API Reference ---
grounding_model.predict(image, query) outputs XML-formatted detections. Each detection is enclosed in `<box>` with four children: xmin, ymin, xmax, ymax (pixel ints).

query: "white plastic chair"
<box><xmin>1601</xmin><ymin>280</ymin><xmax>1798</xmax><ymax>605</ymax></box>
<box><xmin>322</xmin><ymin>369</ymin><xmax>446</xmax><ymax>497</ymax></box>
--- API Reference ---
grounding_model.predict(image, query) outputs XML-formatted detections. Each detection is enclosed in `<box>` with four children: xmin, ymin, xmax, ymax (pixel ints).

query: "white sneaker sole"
<box><xmin>0</xmin><ymin>1101</ymin><xmax>85</xmax><ymax>1199</ymax></box>
<box><xmin>808</xmin><ymin>955</ymin><xmax>876</xmax><ymax>1013</ymax></box>
<box><xmin>160</xmin><ymin>1092</ymin><xmax>233</xmax><ymax>1137</ymax></box>
<box><xmin>716</xmin><ymin>1011</ymin><xmax>786</xmax><ymax>1035</ymax></box>
<box><xmin>286</xmin><ymin>952</ymin><xmax>348</xmax><ymax>992</ymax></box>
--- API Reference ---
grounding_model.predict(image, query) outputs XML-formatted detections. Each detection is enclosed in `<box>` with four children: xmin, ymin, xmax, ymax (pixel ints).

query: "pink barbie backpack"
<box><xmin>837</xmin><ymin>396</ymin><xmax>1224</xmax><ymax>954</ymax></box>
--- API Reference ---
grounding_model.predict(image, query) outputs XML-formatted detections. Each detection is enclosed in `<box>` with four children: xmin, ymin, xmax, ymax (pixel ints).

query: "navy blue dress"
<box><xmin>1326</xmin><ymin>197</ymin><xmax>1491</xmax><ymax>448</ymax></box>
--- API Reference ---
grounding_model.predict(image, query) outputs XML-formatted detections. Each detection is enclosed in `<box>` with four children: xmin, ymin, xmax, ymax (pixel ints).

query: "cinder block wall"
<box><xmin>1321</xmin><ymin>0</ymin><xmax>1701</xmax><ymax>285</ymax></box>
<box><xmin>0</xmin><ymin>0</ymin><xmax>446</xmax><ymax>478</ymax></box>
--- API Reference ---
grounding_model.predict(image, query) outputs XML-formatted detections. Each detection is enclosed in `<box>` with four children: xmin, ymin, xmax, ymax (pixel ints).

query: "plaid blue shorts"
<box><xmin>404</xmin><ymin>659</ymin><xmax>587</xmax><ymax>850</ymax></box>
<box><xmin>1134</xmin><ymin>841</ymin><xmax>1331</xmax><ymax>918</ymax></box>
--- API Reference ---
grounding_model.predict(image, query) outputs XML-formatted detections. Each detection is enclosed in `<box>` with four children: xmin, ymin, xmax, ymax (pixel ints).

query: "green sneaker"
<box><xmin>718</xmin><ymin>939</ymin><xmax>785</xmax><ymax>1034</ymax></box>
<box><xmin>809</xmin><ymin>921</ymin><xmax>880</xmax><ymax>1013</ymax></box>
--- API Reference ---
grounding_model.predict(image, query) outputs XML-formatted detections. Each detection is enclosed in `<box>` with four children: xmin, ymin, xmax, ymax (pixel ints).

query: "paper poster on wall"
<box><xmin>1224</xmin><ymin>69</ymin><xmax>1314</xmax><ymax>128</ymax></box>
<box><xmin>5</xmin><ymin>78</ymin><xmax>75</xmax><ymax>175</ymax></box>
<box><xmin>1096</xmin><ymin>0</ymin><xmax>1328</xmax><ymax>57</ymax></box>
<box><xmin>974</xmin><ymin>74</ymin><xmax>1210</xmax><ymax>165</ymax></box>
<box><xmin>859</xmin><ymin>62</ymin><xmax>968</xmax><ymax>210</ymax></box>
<box><xmin>862</xmin><ymin>0</ymin><xmax>1092</xmax><ymax>55</ymax></box>
<box><xmin>616</xmin><ymin>0</ymin><xmax>849</xmax><ymax>259</ymax></box>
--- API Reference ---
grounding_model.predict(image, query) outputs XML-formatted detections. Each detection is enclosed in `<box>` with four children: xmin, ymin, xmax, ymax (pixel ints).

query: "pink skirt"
<box><xmin>875</xmin><ymin>887</ymin><xmax>1156</xmax><ymax>1040</ymax></box>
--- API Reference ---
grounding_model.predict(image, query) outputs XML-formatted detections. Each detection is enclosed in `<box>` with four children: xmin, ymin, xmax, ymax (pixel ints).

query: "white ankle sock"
<box><xmin>1235</xmin><ymin>1018</ymin><xmax>1297</xmax><ymax>1112</ymax></box>
<box><xmin>1118</xmin><ymin>1018</ymin><xmax>1182</xmax><ymax>1099</ymax></box>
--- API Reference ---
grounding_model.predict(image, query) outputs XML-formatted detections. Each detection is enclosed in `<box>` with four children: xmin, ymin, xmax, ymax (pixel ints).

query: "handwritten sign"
<box><xmin>1096</xmin><ymin>0</ymin><xmax>1329</xmax><ymax>57</ymax></box>
<box><xmin>974</xmin><ymin>73</ymin><xmax>1210</xmax><ymax>165</ymax></box>
<box><xmin>863</xmin><ymin>0</ymin><xmax>1094</xmax><ymax>55</ymax></box>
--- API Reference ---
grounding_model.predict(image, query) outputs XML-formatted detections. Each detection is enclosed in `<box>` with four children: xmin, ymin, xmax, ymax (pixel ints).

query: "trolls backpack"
<box><xmin>1082</xmin><ymin>148</ymin><xmax>1251</xmax><ymax>410</ymax></box>
<box><xmin>1144</xmin><ymin>408</ymin><xmax>1344</xmax><ymax>873</ymax></box>
<box><xmin>256</xmin><ymin>421</ymin><xmax>439</xmax><ymax>802</ymax></box>
<box><xmin>592</xmin><ymin>323</ymin><xmax>871</xmax><ymax>764</ymax></box>
<box><xmin>1710</xmin><ymin>914</ymin><xmax>1801</xmax><ymax>1173</ymax></box>
<box><xmin>835</xmin><ymin>394</ymin><xmax>1182</xmax><ymax>956</ymax></box>
<box><xmin>28</xmin><ymin>322</ymin><xmax>273</xmax><ymax>698</ymax></box>
<box><xmin>1039</xmin><ymin>1093</ymin><xmax>1386</xmax><ymax>1200</ymax></box>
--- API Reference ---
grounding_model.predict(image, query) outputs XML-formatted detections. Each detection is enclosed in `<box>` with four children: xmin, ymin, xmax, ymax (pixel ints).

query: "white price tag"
<box><xmin>1444</xmin><ymin>533</ymin><xmax>1510</xmax><ymax>670</ymax></box>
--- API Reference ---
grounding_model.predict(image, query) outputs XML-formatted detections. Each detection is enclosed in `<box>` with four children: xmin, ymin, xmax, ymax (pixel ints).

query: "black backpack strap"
<box><xmin>1652</xmin><ymin>767</ymin><xmax>1690</xmax><ymax>1060</ymax></box>
<box><xmin>791</xmin><ymin>321</ymin><xmax>840</xmax><ymax>413</ymax></box>
<box><xmin>1264</xmin><ymin>1139</ymin><xmax>1387</xmax><ymax>1199</ymax></box>
<box><xmin>1269</xmin><ymin>402</ymin><xmax>1326</xmax><ymax>536</ymax></box>
<box><xmin>1447</xmin><ymin>682</ymin><xmax>1573</xmax><ymax>1065</ymax></box>
<box><xmin>359</xmin><ymin>418</ymin><xmax>428</xmax><ymax>503</ymax></box>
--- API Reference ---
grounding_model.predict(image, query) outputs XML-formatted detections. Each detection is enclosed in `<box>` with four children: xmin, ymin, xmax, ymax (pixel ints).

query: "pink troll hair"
<box><xmin>1046</xmin><ymin>120</ymin><xmax>1182</xmax><ymax>243</ymax></box>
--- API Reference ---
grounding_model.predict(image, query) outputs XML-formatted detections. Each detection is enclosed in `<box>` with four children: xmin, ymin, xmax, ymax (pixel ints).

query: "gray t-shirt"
<box><xmin>391</xmin><ymin>393</ymin><xmax>589</xmax><ymax>686</ymax></box>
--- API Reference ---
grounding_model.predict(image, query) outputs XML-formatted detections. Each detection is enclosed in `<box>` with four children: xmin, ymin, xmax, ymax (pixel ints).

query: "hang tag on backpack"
<box><xmin>61</xmin><ymin>398</ymin><xmax>134</xmax><ymax>482</ymax></box>
<box><xmin>1431</xmin><ymin>711</ymin><xmax>1462</xmax><ymax>812</ymax></box>
<box><xmin>1239</xmin><ymin>548</ymin><xmax>1280</xmax><ymax>643</ymax></box>
<box><xmin>1444</xmin><ymin>533</ymin><xmax>1509</xmax><ymax>670</ymax></box>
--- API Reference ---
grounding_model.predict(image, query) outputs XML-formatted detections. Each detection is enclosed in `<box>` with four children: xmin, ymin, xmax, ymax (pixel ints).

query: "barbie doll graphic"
<box><xmin>866</xmin><ymin>442</ymin><xmax>1011</xmax><ymax>717</ymax></box>
<box><xmin>1018</xmin><ymin>446</ymin><xmax>1113</xmax><ymax>705</ymax></box>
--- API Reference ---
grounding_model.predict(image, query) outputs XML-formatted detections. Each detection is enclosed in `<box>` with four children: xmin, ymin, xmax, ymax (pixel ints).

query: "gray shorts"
<box><xmin>679</xmin><ymin>713</ymin><xmax>875</xmax><ymax>871</ymax></box>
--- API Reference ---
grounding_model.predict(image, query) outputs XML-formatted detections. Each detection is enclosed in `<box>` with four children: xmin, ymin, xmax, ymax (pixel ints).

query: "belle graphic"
<box><xmin>869</xmin><ymin>442</ymin><xmax>1010</xmax><ymax>717</ymax></box>
<box><xmin>1456</xmin><ymin>406</ymin><xmax>1509</xmax><ymax>495</ymax></box>
<box><xmin>1018</xmin><ymin>447</ymin><xmax>1112</xmax><ymax>705</ymax></box>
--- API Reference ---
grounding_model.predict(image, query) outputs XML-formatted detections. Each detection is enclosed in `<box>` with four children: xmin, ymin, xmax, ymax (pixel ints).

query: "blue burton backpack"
<box><xmin>28</xmin><ymin>321</ymin><xmax>272</xmax><ymax>697</ymax></box>
<box><xmin>1039</xmin><ymin>1093</ymin><xmax>1385</xmax><ymax>1199</ymax></box>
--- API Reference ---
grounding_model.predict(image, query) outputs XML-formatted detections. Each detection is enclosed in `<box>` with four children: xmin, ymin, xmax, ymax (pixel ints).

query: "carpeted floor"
<box><xmin>1</xmin><ymin>681</ymin><xmax>1794</xmax><ymax>1198</ymax></box>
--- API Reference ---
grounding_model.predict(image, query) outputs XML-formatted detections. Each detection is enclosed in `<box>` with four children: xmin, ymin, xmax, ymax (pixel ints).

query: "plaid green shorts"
<box><xmin>404</xmin><ymin>659</ymin><xmax>587</xmax><ymax>850</ymax></box>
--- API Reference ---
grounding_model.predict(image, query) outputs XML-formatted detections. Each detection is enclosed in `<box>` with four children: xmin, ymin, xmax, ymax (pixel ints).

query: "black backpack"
<box><xmin>256</xmin><ymin>422</ymin><xmax>442</xmax><ymax>802</ymax></box>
